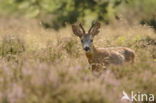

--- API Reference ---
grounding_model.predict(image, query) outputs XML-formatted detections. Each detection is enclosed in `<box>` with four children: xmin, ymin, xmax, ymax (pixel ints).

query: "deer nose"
<box><xmin>84</xmin><ymin>47</ymin><xmax>90</xmax><ymax>51</ymax></box>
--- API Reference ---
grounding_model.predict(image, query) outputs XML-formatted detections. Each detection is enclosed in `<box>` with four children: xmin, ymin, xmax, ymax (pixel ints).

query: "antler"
<box><xmin>88</xmin><ymin>21</ymin><xmax>100</xmax><ymax>36</ymax></box>
<box><xmin>79</xmin><ymin>23</ymin><xmax>85</xmax><ymax>34</ymax></box>
<box><xmin>88</xmin><ymin>22</ymin><xmax>96</xmax><ymax>33</ymax></box>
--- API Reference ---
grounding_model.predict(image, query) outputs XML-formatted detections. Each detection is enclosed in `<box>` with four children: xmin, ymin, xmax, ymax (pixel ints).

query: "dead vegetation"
<box><xmin>0</xmin><ymin>17</ymin><xmax>156</xmax><ymax>103</ymax></box>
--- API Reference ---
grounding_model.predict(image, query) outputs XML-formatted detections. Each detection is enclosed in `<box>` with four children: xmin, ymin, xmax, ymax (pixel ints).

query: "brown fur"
<box><xmin>72</xmin><ymin>22</ymin><xmax>135</xmax><ymax>71</ymax></box>
<box><xmin>85</xmin><ymin>45</ymin><xmax>135</xmax><ymax>71</ymax></box>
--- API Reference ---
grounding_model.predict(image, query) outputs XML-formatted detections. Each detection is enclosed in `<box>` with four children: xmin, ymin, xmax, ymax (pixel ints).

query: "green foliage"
<box><xmin>0</xmin><ymin>0</ymin><xmax>126</xmax><ymax>29</ymax></box>
<box><xmin>119</xmin><ymin>0</ymin><xmax>156</xmax><ymax>30</ymax></box>
<box><xmin>1</xmin><ymin>0</ymin><xmax>156</xmax><ymax>30</ymax></box>
<box><xmin>0</xmin><ymin>0</ymin><xmax>18</xmax><ymax>15</ymax></box>
<box><xmin>40</xmin><ymin>0</ymin><xmax>124</xmax><ymax>29</ymax></box>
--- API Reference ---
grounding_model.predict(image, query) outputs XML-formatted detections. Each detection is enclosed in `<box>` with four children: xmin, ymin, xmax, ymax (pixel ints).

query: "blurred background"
<box><xmin>0</xmin><ymin>0</ymin><xmax>156</xmax><ymax>30</ymax></box>
<box><xmin>0</xmin><ymin>0</ymin><xmax>156</xmax><ymax>103</ymax></box>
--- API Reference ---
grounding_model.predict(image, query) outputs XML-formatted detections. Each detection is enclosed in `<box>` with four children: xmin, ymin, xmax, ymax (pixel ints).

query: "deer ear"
<box><xmin>72</xmin><ymin>25</ymin><xmax>82</xmax><ymax>37</ymax></box>
<box><xmin>89</xmin><ymin>22</ymin><xmax>101</xmax><ymax>37</ymax></box>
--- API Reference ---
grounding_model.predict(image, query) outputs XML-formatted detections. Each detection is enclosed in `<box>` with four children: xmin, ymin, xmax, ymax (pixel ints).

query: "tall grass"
<box><xmin>0</xmin><ymin>17</ymin><xmax>156</xmax><ymax>103</ymax></box>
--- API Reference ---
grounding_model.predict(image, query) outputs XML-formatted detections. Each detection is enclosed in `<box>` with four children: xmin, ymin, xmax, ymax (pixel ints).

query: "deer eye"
<box><xmin>81</xmin><ymin>40</ymin><xmax>83</xmax><ymax>43</ymax></box>
<box><xmin>91</xmin><ymin>40</ymin><xmax>93</xmax><ymax>42</ymax></box>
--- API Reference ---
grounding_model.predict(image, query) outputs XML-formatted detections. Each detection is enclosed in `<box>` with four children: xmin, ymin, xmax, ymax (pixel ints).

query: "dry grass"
<box><xmin>0</xmin><ymin>17</ymin><xmax>156</xmax><ymax>103</ymax></box>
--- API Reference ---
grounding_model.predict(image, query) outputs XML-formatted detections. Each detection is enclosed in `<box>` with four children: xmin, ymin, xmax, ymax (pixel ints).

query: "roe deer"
<box><xmin>72</xmin><ymin>22</ymin><xmax>135</xmax><ymax>71</ymax></box>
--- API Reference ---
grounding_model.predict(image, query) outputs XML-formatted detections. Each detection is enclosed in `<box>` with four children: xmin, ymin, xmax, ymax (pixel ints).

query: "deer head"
<box><xmin>72</xmin><ymin>22</ymin><xmax>101</xmax><ymax>52</ymax></box>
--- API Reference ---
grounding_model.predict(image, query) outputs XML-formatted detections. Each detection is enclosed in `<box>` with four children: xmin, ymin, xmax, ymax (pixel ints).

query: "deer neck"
<box><xmin>85</xmin><ymin>45</ymin><xmax>97</xmax><ymax>63</ymax></box>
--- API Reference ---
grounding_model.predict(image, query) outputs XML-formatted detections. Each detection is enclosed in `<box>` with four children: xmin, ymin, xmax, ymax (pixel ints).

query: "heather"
<box><xmin>0</xmin><ymin>17</ymin><xmax>156</xmax><ymax>103</ymax></box>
